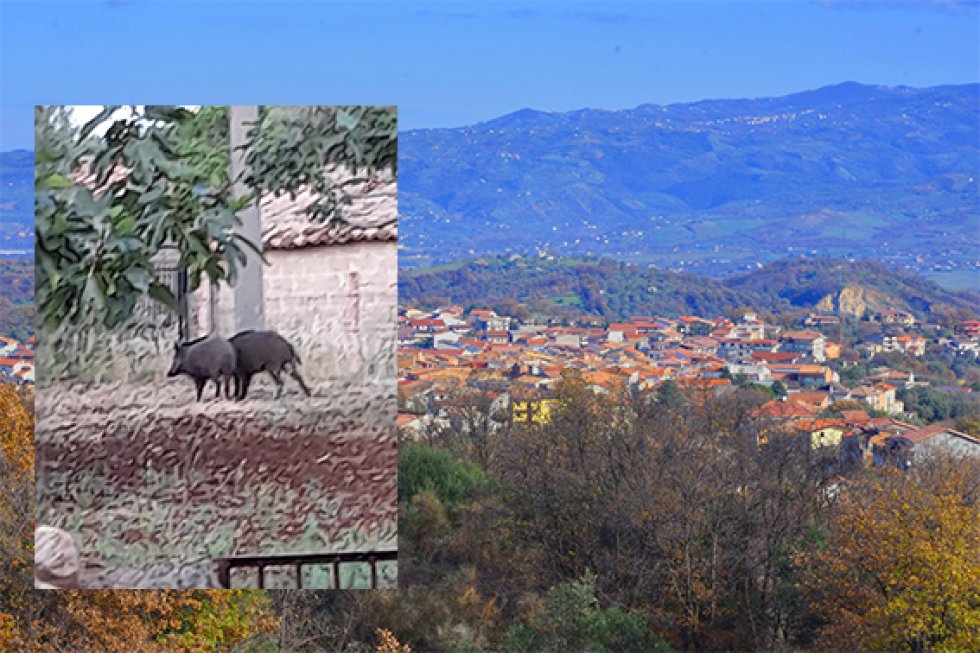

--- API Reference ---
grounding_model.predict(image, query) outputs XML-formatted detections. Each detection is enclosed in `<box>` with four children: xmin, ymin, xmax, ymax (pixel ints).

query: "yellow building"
<box><xmin>512</xmin><ymin>398</ymin><xmax>558</xmax><ymax>425</ymax></box>
<box><xmin>793</xmin><ymin>418</ymin><xmax>846</xmax><ymax>449</ymax></box>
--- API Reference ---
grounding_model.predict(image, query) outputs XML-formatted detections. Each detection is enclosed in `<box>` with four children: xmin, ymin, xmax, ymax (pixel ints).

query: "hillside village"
<box><xmin>398</xmin><ymin>305</ymin><xmax>980</xmax><ymax>471</ymax></box>
<box><xmin>0</xmin><ymin>334</ymin><xmax>34</xmax><ymax>385</ymax></box>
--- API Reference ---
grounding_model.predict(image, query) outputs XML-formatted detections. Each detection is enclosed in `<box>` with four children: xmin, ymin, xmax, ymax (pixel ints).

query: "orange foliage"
<box><xmin>376</xmin><ymin>628</ymin><xmax>412</xmax><ymax>653</ymax></box>
<box><xmin>5</xmin><ymin>589</ymin><xmax>277</xmax><ymax>651</ymax></box>
<box><xmin>0</xmin><ymin>384</ymin><xmax>35</xmax><ymax>650</ymax></box>
<box><xmin>802</xmin><ymin>461</ymin><xmax>980</xmax><ymax>651</ymax></box>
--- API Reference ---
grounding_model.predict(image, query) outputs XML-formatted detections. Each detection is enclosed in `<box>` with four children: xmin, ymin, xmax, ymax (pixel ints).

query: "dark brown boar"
<box><xmin>167</xmin><ymin>333</ymin><xmax>237</xmax><ymax>401</ymax></box>
<box><xmin>229</xmin><ymin>330</ymin><xmax>311</xmax><ymax>400</ymax></box>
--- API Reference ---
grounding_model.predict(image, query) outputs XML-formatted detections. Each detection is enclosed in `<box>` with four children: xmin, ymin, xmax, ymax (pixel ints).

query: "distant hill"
<box><xmin>399</xmin><ymin>255</ymin><xmax>978</xmax><ymax>323</ymax></box>
<box><xmin>725</xmin><ymin>258</ymin><xmax>978</xmax><ymax>320</ymax></box>
<box><xmin>0</xmin><ymin>149</ymin><xmax>34</xmax><ymax>254</ymax></box>
<box><xmin>0</xmin><ymin>257</ymin><xmax>35</xmax><ymax>340</ymax></box>
<box><xmin>399</xmin><ymin>82</ymin><xmax>979</xmax><ymax>282</ymax></box>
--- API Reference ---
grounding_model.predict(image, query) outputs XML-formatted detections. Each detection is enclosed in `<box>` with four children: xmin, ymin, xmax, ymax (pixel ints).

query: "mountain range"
<box><xmin>399</xmin><ymin>82</ymin><xmax>978</xmax><ymax>287</ymax></box>
<box><xmin>0</xmin><ymin>149</ymin><xmax>34</xmax><ymax>255</ymax></box>
<box><xmin>5</xmin><ymin>83</ymin><xmax>977</xmax><ymax>288</ymax></box>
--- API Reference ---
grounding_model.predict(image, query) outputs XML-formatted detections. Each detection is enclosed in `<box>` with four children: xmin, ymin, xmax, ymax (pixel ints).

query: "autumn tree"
<box><xmin>801</xmin><ymin>456</ymin><xmax>980</xmax><ymax>652</ymax></box>
<box><xmin>421</xmin><ymin>378</ymin><xmax>510</xmax><ymax>469</ymax></box>
<box><xmin>9</xmin><ymin>590</ymin><xmax>277</xmax><ymax>652</ymax></box>
<box><xmin>0</xmin><ymin>384</ymin><xmax>34</xmax><ymax>650</ymax></box>
<box><xmin>498</xmin><ymin>371</ymin><xmax>834</xmax><ymax>650</ymax></box>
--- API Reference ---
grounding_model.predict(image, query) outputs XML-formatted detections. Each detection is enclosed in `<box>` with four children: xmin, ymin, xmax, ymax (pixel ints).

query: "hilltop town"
<box><xmin>398</xmin><ymin>305</ymin><xmax>980</xmax><ymax>470</ymax></box>
<box><xmin>0</xmin><ymin>334</ymin><xmax>34</xmax><ymax>385</ymax></box>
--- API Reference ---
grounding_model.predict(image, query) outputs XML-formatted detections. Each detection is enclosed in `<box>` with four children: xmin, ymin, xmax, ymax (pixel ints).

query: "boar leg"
<box><xmin>195</xmin><ymin>377</ymin><xmax>206</xmax><ymax>402</ymax></box>
<box><xmin>289</xmin><ymin>366</ymin><xmax>312</xmax><ymax>396</ymax></box>
<box><xmin>269</xmin><ymin>370</ymin><xmax>285</xmax><ymax>399</ymax></box>
<box><xmin>238</xmin><ymin>373</ymin><xmax>252</xmax><ymax>401</ymax></box>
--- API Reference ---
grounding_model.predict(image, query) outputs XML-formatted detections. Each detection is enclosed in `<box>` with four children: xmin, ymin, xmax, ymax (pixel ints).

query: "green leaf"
<box><xmin>148</xmin><ymin>282</ymin><xmax>178</xmax><ymax>311</ymax></box>
<box><xmin>44</xmin><ymin>312</ymin><xmax>62</xmax><ymax>334</ymax></box>
<box><xmin>138</xmin><ymin>183</ymin><xmax>166</xmax><ymax>205</ymax></box>
<box><xmin>40</xmin><ymin>174</ymin><xmax>72</xmax><ymax>190</ymax></box>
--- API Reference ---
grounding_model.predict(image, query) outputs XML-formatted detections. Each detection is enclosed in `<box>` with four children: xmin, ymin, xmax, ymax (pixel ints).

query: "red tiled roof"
<box><xmin>263</xmin><ymin>216</ymin><xmax>397</xmax><ymax>250</ymax></box>
<box><xmin>260</xmin><ymin>166</ymin><xmax>396</xmax><ymax>249</ymax></box>
<box><xmin>397</xmin><ymin>412</ymin><xmax>423</xmax><ymax>428</ymax></box>
<box><xmin>782</xmin><ymin>330</ymin><xmax>822</xmax><ymax>340</ymax></box>
<box><xmin>841</xmin><ymin>410</ymin><xmax>870</xmax><ymax>425</ymax></box>
<box><xmin>792</xmin><ymin>418</ymin><xmax>845</xmax><ymax>432</ymax></box>
<box><xmin>751</xmin><ymin>352</ymin><xmax>799</xmax><ymax>363</ymax></box>
<box><xmin>902</xmin><ymin>422</ymin><xmax>977</xmax><ymax>445</ymax></box>
<box><xmin>791</xmin><ymin>391</ymin><xmax>830</xmax><ymax>407</ymax></box>
<box><xmin>754</xmin><ymin>400</ymin><xmax>818</xmax><ymax>418</ymax></box>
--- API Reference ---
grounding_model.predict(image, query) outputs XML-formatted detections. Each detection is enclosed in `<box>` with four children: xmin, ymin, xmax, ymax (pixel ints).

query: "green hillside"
<box><xmin>399</xmin><ymin>255</ymin><xmax>977</xmax><ymax>323</ymax></box>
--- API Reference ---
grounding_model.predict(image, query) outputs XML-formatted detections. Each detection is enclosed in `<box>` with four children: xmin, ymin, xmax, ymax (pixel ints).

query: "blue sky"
<box><xmin>1</xmin><ymin>0</ymin><xmax>978</xmax><ymax>151</ymax></box>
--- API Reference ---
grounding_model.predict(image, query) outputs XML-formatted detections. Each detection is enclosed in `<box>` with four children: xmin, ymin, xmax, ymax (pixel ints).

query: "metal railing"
<box><xmin>214</xmin><ymin>550</ymin><xmax>398</xmax><ymax>589</ymax></box>
<box><xmin>129</xmin><ymin>248</ymin><xmax>189</xmax><ymax>340</ymax></box>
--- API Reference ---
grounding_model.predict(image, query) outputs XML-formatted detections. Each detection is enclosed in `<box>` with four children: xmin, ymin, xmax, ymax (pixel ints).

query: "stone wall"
<box><xmin>190</xmin><ymin>240</ymin><xmax>396</xmax><ymax>387</ymax></box>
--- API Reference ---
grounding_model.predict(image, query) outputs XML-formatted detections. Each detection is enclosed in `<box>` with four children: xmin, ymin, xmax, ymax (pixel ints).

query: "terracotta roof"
<box><xmin>868</xmin><ymin>418</ymin><xmax>919</xmax><ymax>435</ymax></box>
<box><xmin>902</xmin><ymin>422</ymin><xmax>977</xmax><ymax>445</ymax></box>
<box><xmin>260</xmin><ymin>166</ymin><xmax>396</xmax><ymax>250</ymax></box>
<box><xmin>397</xmin><ymin>413</ymin><xmax>423</xmax><ymax>428</ymax></box>
<box><xmin>782</xmin><ymin>330</ymin><xmax>822</xmax><ymax>340</ymax></box>
<box><xmin>792</xmin><ymin>418</ymin><xmax>845</xmax><ymax>432</ymax></box>
<box><xmin>791</xmin><ymin>391</ymin><xmax>830</xmax><ymax>407</ymax></box>
<box><xmin>263</xmin><ymin>214</ymin><xmax>397</xmax><ymax>250</ymax></box>
<box><xmin>751</xmin><ymin>352</ymin><xmax>799</xmax><ymax>363</ymax></box>
<box><xmin>755</xmin><ymin>400</ymin><xmax>818</xmax><ymax>418</ymax></box>
<box><xmin>841</xmin><ymin>410</ymin><xmax>871</xmax><ymax>425</ymax></box>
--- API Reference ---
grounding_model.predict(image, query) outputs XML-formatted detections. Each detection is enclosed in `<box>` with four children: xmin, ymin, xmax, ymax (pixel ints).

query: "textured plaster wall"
<box><xmin>190</xmin><ymin>241</ymin><xmax>397</xmax><ymax>386</ymax></box>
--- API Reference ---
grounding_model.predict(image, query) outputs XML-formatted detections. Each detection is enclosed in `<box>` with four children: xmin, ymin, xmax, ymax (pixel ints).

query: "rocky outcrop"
<box><xmin>816</xmin><ymin>284</ymin><xmax>894</xmax><ymax>318</ymax></box>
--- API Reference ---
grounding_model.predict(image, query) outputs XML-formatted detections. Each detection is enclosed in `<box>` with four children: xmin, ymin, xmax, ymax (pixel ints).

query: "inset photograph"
<box><xmin>34</xmin><ymin>105</ymin><xmax>398</xmax><ymax>589</ymax></box>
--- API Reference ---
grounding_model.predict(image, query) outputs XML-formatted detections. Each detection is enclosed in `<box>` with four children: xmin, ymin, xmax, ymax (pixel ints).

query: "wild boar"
<box><xmin>167</xmin><ymin>333</ymin><xmax>237</xmax><ymax>401</ymax></box>
<box><xmin>229</xmin><ymin>330</ymin><xmax>311</xmax><ymax>400</ymax></box>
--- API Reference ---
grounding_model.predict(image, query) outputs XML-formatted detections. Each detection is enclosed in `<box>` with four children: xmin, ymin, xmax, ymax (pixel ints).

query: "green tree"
<box><xmin>504</xmin><ymin>571</ymin><xmax>669</xmax><ymax>653</ymax></box>
<box><xmin>771</xmin><ymin>380</ymin><xmax>788</xmax><ymax>398</ymax></box>
<box><xmin>398</xmin><ymin>442</ymin><xmax>489</xmax><ymax>506</ymax></box>
<box><xmin>34</xmin><ymin>104</ymin><xmax>397</xmax><ymax>333</ymax></box>
<box><xmin>34</xmin><ymin>105</ymin><xmax>258</xmax><ymax>332</ymax></box>
<box><xmin>655</xmin><ymin>379</ymin><xmax>684</xmax><ymax>409</ymax></box>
